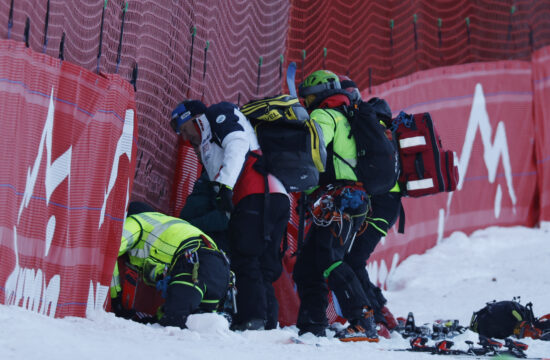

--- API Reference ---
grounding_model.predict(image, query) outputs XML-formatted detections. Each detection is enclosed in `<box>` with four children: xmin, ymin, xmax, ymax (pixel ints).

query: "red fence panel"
<box><xmin>0</xmin><ymin>40</ymin><xmax>138</xmax><ymax>318</ymax></box>
<box><xmin>532</xmin><ymin>45</ymin><xmax>550</xmax><ymax>226</ymax></box>
<box><xmin>366</xmin><ymin>60</ymin><xmax>538</xmax><ymax>288</ymax></box>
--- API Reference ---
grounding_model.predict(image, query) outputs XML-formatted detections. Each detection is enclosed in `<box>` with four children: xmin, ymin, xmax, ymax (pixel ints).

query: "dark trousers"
<box><xmin>229</xmin><ymin>193</ymin><xmax>290</xmax><ymax>329</ymax></box>
<box><xmin>159</xmin><ymin>248</ymin><xmax>230</xmax><ymax>328</ymax></box>
<box><xmin>344</xmin><ymin>191</ymin><xmax>402</xmax><ymax>323</ymax></box>
<box><xmin>293</xmin><ymin>209</ymin><xmax>369</xmax><ymax>332</ymax></box>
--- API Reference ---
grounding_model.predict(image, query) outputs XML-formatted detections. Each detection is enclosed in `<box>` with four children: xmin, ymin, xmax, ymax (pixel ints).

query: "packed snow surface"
<box><xmin>1</xmin><ymin>226</ymin><xmax>549</xmax><ymax>359</ymax></box>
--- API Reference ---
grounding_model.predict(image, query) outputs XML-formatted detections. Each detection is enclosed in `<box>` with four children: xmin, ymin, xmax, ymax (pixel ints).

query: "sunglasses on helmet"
<box><xmin>298</xmin><ymin>78</ymin><xmax>341</xmax><ymax>97</ymax></box>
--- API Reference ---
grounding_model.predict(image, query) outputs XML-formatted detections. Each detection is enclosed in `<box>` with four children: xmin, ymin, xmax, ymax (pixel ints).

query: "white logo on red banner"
<box><xmin>455</xmin><ymin>83</ymin><xmax>517</xmax><ymax>216</ymax></box>
<box><xmin>6</xmin><ymin>88</ymin><xmax>66</xmax><ymax>316</ymax></box>
<box><xmin>4</xmin><ymin>86</ymin><xmax>134</xmax><ymax>317</ymax></box>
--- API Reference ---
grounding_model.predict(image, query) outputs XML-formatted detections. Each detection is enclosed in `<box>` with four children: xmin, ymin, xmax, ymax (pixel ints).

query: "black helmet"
<box><xmin>367</xmin><ymin>97</ymin><xmax>392</xmax><ymax>125</ymax></box>
<box><xmin>127</xmin><ymin>201</ymin><xmax>155</xmax><ymax>216</ymax></box>
<box><xmin>338</xmin><ymin>75</ymin><xmax>362</xmax><ymax>104</ymax></box>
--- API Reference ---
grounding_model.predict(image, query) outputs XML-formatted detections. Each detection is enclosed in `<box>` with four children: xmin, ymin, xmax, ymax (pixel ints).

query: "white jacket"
<box><xmin>195</xmin><ymin>102</ymin><xmax>260</xmax><ymax>189</ymax></box>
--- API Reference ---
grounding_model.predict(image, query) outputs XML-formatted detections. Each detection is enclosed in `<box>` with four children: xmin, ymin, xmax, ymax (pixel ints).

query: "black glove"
<box><xmin>111</xmin><ymin>296</ymin><xmax>136</xmax><ymax>320</ymax></box>
<box><xmin>159</xmin><ymin>313</ymin><xmax>189</xmax><ymax>329</ymax></box>
<box><xmin>216</xmin><ymin>184</ymin><xmax>234</xmax><ymax>213</ymax></box>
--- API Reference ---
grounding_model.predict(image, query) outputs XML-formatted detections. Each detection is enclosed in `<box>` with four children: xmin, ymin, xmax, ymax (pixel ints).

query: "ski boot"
<box><xmin>230</xmin><ymin>318</ymin><xmax>265</xmax><ymax>331</ymax></box>
<box><xmin>336</xmin><ymin>308</ymin><xmax>379</xmax><ymax>343</ymax></box>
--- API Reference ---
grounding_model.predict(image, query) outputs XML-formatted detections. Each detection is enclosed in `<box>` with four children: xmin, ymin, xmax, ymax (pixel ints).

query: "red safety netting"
<box><xmin>0</xmin><ymin>1</ymin><xmax>290</xmax><ymax>213</ymax></box>
<box><xmin>532</xmin><ymin>45</ymin><xmax>550</xmax><ymax>224</ymax></box>
<box><xmin>285</xmin><ymin>0</ymin><xmax>550</xmax><ymax>91</ymax></box>
<box><xmin>0</xmin><ymin>40</ymin><xmax>137</xmax><ymax>317</ymax></box>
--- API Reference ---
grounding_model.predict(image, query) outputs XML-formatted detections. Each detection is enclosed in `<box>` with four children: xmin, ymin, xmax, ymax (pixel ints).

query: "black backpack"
<box><xmin>240</xmin><ymin>95</ymin><xmax>327</xmax><ymax>192</ymax></box>
<box><xmin>470</xmin><ymin>300</ymin><xmax>536</xmax><ymax>339</ymax></box>
<box><xmin>337</xmin><ymin>101</ymin><xmax>399</xmax><ymax>195</ymax></box>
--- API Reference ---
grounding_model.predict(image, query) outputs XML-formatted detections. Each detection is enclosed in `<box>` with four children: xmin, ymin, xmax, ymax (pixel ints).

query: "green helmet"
<box><xmin>298</xmin><ymin>70</ymin><xmax>341</xmax><ymax>98</ymax></box>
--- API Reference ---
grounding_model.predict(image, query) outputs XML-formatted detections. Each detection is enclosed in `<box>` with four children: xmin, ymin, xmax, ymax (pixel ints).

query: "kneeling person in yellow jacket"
<box><xmin>110</xmin><ymin>210</ymin><xmax>231</xmax><ymax>328</ymax></box>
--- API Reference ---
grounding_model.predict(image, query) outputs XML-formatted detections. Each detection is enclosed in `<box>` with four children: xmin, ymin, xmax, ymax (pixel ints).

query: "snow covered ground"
<box><xmin>1</xmin><ymin>225</ymin><xmax>549</xmax><ymax>360</ymax></box>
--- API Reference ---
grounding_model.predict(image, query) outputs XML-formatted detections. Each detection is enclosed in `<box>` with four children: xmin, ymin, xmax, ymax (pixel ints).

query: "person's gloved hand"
<box><xmin>216</xmin><ymin>184</ymin><xmax>234</xmax><ymax>213</ymax></box>
<box><xmin>111</xmin><ymin>296</ymin><xmax>136</xmax><ymax>320</ymax></box>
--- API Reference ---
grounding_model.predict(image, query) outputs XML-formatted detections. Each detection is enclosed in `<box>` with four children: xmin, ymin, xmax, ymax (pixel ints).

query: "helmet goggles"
<box><xmin>298</xmin><ymin>78</ymin><xmax>341</xmax><ymax>98</ymax></box>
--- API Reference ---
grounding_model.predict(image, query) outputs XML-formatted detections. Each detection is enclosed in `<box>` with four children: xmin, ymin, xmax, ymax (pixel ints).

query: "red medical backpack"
<box><xmin>393</xmin><ymin>112</ymin><xmax>459</xmax><ymax>197</ymax></box>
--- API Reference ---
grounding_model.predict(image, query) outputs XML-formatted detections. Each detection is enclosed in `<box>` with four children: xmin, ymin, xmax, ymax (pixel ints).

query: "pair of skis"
<box><xmin>393</xmin><ymin>312</ymin><xmax>547</xmax><ymax>358</ymax></box>
<box><xmin>399</xmin><ymin>334</ymin><xmax>540</xmax><ymax>359</ymax></box>
<box><xmin>395</xmin><ymin>312</ymin><xmax>467</xmax><ymax>340</ymax></box>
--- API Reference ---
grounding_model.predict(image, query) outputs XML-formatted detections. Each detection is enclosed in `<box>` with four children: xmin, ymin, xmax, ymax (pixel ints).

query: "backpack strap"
<box><xmin>398</xmin><ymin>204</ymin><xmax>405</xmax><ymax>234</ymax></box>
<box><xmin>249</xmin><ymin>151</ymin><xmax>271</xmax><ymax>243</ymax></box>
<box><xmin>281</xmin><ymin>228</ymin><xmax>289</xmax><ymax>259</ymax></box>
<box><xmin>307</xmin><ymin>90</ymin><xmax>351</xmax><ymax>111</ymax></box>
<box><xmin>525</xmin><ymin>302</ymin><xmax>536</xmax><ymax>324</ymax></box>
<box><xmin>333</xmin><ymin>151</ymin><xmax>359</xmax><ymax>179</ymax></box>
<box><xmin>321</xmin><ymin>109</ymin><xmax>358</xmax><ymax>177</ymax></box>
<box><xmin>295</xmin><ymin>192</ymin><xmax>307</xmax><ymax>256</ymax></box>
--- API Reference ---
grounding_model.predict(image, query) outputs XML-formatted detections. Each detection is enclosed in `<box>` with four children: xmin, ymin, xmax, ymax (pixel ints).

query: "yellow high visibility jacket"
<box><xmin>110</xmin><ymin>212</ymin><xmax>221</xmax><ymax>298</ymax></box>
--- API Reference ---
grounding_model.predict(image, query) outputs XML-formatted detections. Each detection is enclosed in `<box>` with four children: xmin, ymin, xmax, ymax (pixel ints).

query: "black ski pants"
<box><xmin>293</xmin><ymin>204</ymin><xmax>369</xmax><ymax>333</ymax></box>
<box><xmin>228</xmin><ymin>193</ymin><xmax>290</xmax><ymax>329</ymax></box>
<box><xmin>159</xmin><ymin>248</ymin><xmax>230</xmax><ymax>328</ymax></box>
<box><xmin>344</xmin><ymin>191</ymin><xmax>402</xmax><ymax>323</ymax></box>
